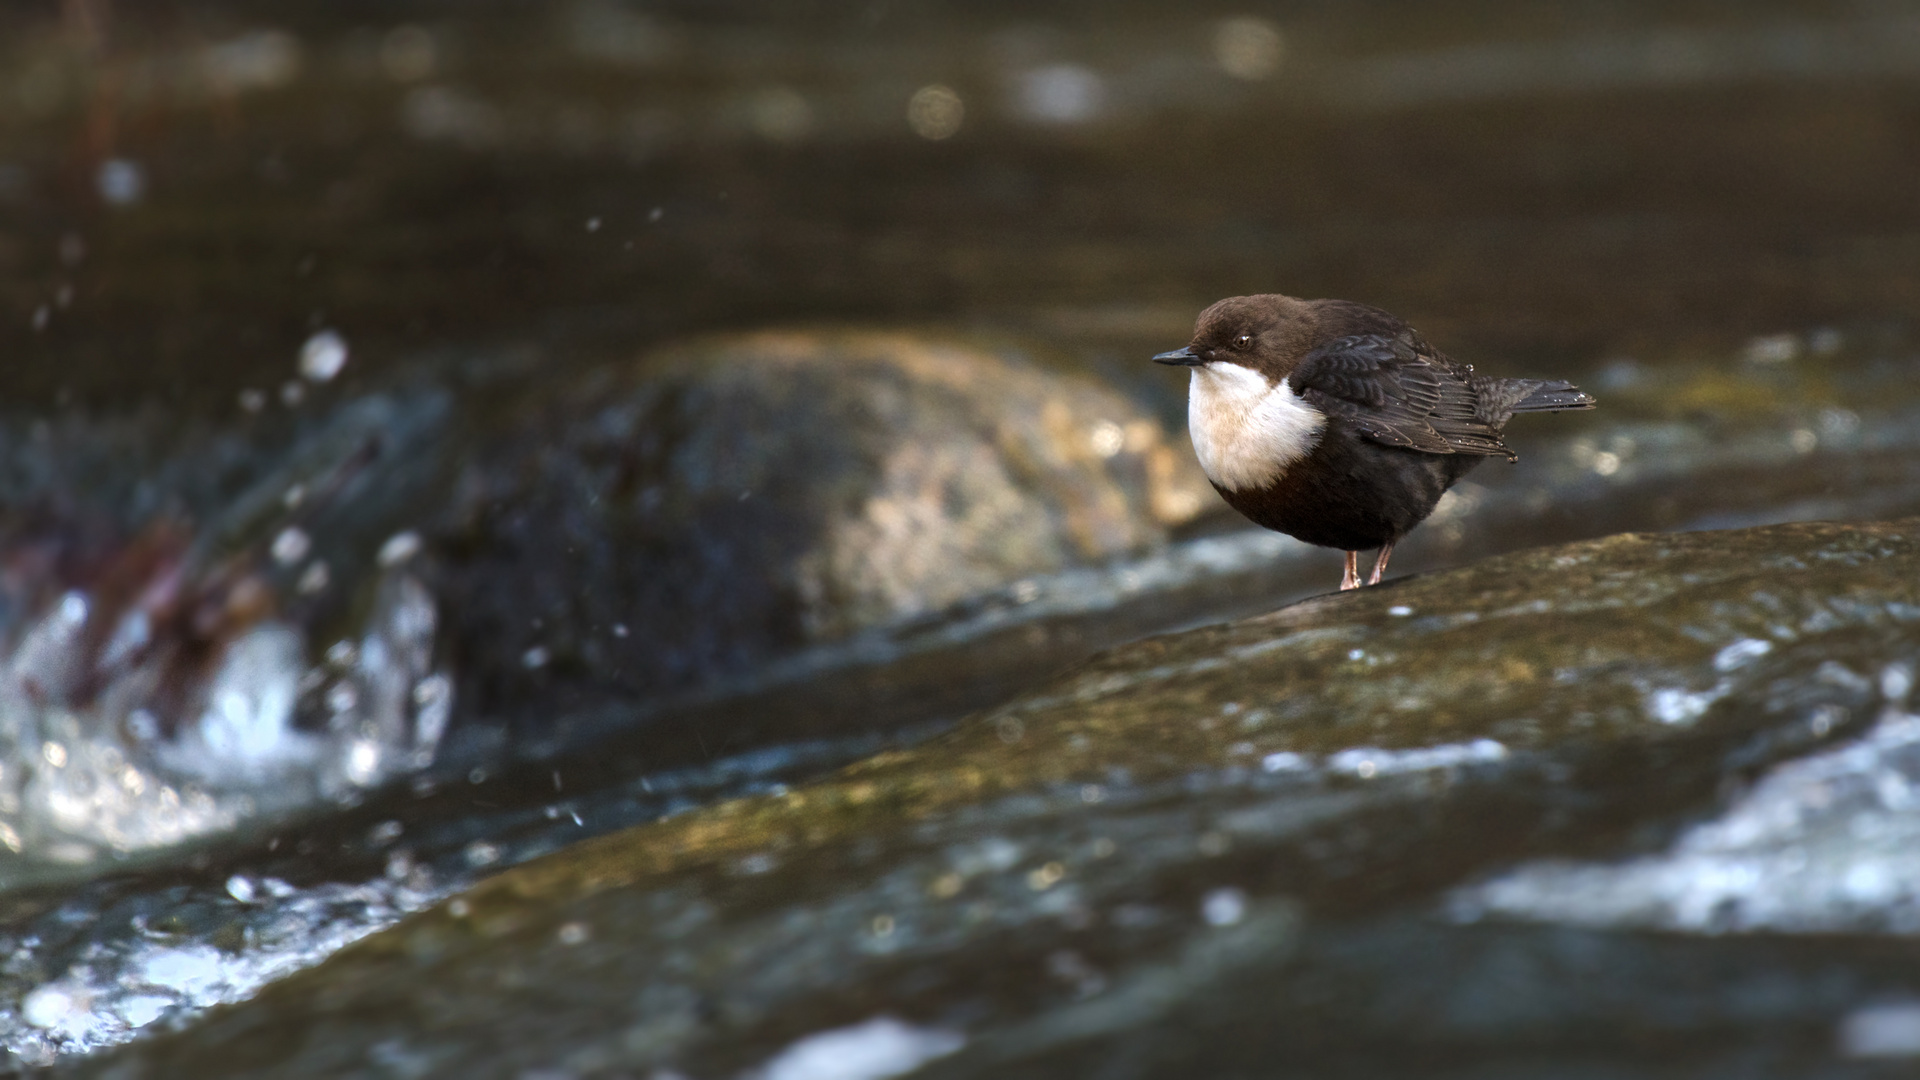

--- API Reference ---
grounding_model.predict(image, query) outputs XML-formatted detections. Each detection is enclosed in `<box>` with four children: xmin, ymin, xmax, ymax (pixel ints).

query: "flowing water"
<box><xmin>3</xmin><ymin>0</ymin><xmax>1920</xmax><ymax>1073</ymax></box>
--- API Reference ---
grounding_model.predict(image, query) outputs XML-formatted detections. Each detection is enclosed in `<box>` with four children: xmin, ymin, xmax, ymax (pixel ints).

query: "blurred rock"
<box><xmin>440</xmin><ymin>330</ymin><xmax>1210</xmax><ymax>706</ymax></box>
<box><xmin>80</xmin><ymin>517</ymin><xmax>1920</xmax><ymax>1078</ymax></box>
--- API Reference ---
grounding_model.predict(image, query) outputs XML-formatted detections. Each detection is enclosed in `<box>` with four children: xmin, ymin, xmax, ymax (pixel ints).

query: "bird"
<box><xmin>1154</xmin><ymin>294</ymin><xmax>1595</xmax><ymax>591</ymax></box>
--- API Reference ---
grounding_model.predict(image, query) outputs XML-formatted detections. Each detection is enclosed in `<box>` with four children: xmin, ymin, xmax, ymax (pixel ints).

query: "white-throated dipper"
<box><xmin>1155</xmin><ymin>294</ymin><xmax>1595</xmax><ymax>591</ymax></box>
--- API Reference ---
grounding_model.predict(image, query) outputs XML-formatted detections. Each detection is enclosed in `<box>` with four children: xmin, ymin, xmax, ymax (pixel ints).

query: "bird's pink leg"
<box><xmin>1368</xmin><ymin>542</ymin><xmax>1395</xmax><ymax>586</ymax></box>
<box><xmin>1340</xmin><ymin>551</ymin><xmax>1361</xmax><ymax>591</ymax></box>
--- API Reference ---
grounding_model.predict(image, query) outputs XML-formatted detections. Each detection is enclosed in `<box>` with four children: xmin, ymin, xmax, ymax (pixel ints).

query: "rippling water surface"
<box><xmin>5</xmin><ymin>0</ymin><xmax>1920</xmax><ymax>1072</ymax></box>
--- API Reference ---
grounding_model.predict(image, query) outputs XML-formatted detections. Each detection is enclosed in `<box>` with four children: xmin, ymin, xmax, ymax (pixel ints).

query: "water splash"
<box><xmin>3</xmin><ymin>875</ymin><xmax>439</xmax><ymax>1067</ymax></box>
<box><xmin>0</xmin><ymin>566</ymin><xmax>451</xmax><ymax>865</ymax></box>
<box><xmin>0</xmin><ymin>728</ymin><xmax>889</xmax><ymax>1067</ymax></box>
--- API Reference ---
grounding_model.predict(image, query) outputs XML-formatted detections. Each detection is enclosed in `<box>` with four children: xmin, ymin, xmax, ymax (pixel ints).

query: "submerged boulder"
<box><xmin>439</xmin><ymin>330</ymin><xmax>1211</xmax><ymax>706</ymax></box>
<box><xmin>80</xmin><ymin>518</ymin><xmax>1920</xmax><ymax>1077</ymax></box>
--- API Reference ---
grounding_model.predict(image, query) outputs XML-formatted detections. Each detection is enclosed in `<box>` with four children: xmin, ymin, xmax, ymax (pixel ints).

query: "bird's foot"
<box><xmin>1340</xmin><ymin>551</ymin><xmax>1362</xmax><ymax>591</ymax></box>
<box><xmin>1368</xmin><ymin>542</ymin><xmax>1395</xmax><ymax>586</ymax></box>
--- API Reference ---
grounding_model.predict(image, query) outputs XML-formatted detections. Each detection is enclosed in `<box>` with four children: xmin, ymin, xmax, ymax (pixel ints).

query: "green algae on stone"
<box><xmin>77</xmin><ymin>519</ymin><xmax>1920</xmax><ymax>1078</ymax></box>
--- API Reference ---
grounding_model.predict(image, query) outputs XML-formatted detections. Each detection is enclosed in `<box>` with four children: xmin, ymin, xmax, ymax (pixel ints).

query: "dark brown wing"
<box><xmin>1290</xmin><ymin>331</ymin><xmax>1516</xmax><ymax>460</ymax></box>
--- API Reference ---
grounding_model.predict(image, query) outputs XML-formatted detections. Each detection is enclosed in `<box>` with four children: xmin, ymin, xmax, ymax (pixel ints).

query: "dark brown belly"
<box><xmin>1215</xmin><ymin>425</ymin><xmax>1482</xmax><ymax>551</ymax></box>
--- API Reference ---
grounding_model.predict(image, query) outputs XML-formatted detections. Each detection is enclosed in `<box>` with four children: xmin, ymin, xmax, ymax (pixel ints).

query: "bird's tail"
<box><xmin>1505</xmin><ymin>380</ymin><xmax>1596</xmax><ymax>413</ymax></box>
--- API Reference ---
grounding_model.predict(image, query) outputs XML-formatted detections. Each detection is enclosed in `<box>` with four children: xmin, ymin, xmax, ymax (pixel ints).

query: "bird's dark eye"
<box><xmin>1232</xmin><ymin>334</ymin><xmax>1253</xmax><ymax>350</ymax></box>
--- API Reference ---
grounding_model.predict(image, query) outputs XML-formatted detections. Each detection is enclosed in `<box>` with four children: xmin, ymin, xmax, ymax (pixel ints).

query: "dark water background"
<box><xmin>10</xmin><ymin>1</ymin><xmax>1920</xmax><ymax>412</ymax></box>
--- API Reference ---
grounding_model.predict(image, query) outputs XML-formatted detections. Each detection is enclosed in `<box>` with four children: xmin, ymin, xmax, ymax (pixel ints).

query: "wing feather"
<box><xmin>1292</xmin><ymin>332</ymin><xmax>1516</xmax><ymax>460</ymax></box>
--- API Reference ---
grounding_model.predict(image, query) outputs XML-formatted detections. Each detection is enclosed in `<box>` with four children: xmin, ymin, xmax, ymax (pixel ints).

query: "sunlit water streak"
<box><xmin>1451</xmin><ymin>663</ymin><xmax>1920</xmax><ymax>935</ymax></box>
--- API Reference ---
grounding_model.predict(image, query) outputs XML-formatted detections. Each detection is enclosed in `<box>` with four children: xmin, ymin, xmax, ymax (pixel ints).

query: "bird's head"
<box><xmin>1152</xmin><ymin>294</ymin><xmax>1317</xmax><ymax>381</ymax></box>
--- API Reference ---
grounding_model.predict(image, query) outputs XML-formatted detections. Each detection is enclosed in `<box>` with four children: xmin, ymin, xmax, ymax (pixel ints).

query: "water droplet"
<box><xmin>59</xmin><ymin>591</ymin><xmax>89</xmax><ymax>626</ymax></box>
<box><xmin>1742</xmin><ymin>333</ymin><xmax>1799</xmax><ymax>365</ymax></box>
<box><xmin>385</xmin><ymin>849</ymin><xmax>415</xmax><ymax>880</ymax></box>
<box><xmin>299</xmin><ymin>330</ymin><xmax>348</xmax><ymax>382</ymax></box>
<box><xmin>271</xmin><ymin>526</ymin><xmax>312</xmax><ymax>566</ymax></box>
<box><xmin>1013</xmin><ymin>64</ymin><xmax>1105</xmax><ymax>125</ymax></box>
<box><xmin>1213</xmin><ymin>17</ymin><xmax>1286</xmax><ymax>80</ymax></box>
<box><xmin>1027</xmin><ymin>862</ymin><xmax>1066</xmax><ymax>890</ymax></box>
<box><xmin>413</xmin><ymin>675</ymin><xmax>449</xmax><ymax>707</ymax></box>
<box><xmin>326</xmin><ymin>682</ymin><xmax>359</xmax><ymax>713</ymax></box>
<box><xmin>1885</xmin><ymin>664</ymin><xmax>1914</xmax><ymax>703</ymax></box>
<box><xmin>748</xmin><ymin>86</ymin><xmax>813</xmax><ymax>143</ymax></box>
<box><xmin>296</xmin><ymin>561</ymin><xmax>330</xmax><ymax>594</ymax></box>
<box><xmin>96</xmin><ymin>159</ymin><xmax>145</xmax><ymax>205</ymax></box>
<box><xmin>226</xmin><ymin>875</ymin><xmax>257</xmax><ymax>903</ymax></box>
<box><xmin>1201</xmin><ymin>886</ymin><xmax>1248</xmax><ymax>926</ymax></box>
<box><xmin>345</xmin><ymin>739</ymin><xmax>381</xmax><ymax>785</ymax></box>
<box><xmin>377</xmin><ymin>530</ymin><xmax>423</xmax><ymax>567</ymax></box>
<box><xmin>907</xmin><ymin>84</ymin><xmax>964</xmax><ymax>140</ymax></box>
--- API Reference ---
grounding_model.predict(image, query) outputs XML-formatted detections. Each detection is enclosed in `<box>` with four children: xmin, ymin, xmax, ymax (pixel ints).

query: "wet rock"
<box><xmin>78</xmin><ymin>518</ymin><xmax>1920</xmax><ymax>1077</ymax></box>
<box><xmin>439</xmin><ymin>330</ymin><xmax>1209</xmax><ymax>707</ymax></box>
<box><xmin>0</xmin><ymin>326</ymin><xmax>1210</xmax><ymax>869</ymax></box>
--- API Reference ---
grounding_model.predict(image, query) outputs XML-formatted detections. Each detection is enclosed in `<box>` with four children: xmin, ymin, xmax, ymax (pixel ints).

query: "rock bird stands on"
<box><xmin>1156</xmin><ymin>295</ymin><xmax>1595</xmax><ymax>591</ymax></box>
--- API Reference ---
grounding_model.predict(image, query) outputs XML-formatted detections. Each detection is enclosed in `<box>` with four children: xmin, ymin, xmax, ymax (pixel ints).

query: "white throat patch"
<box><xmin>1186</xmin><ymin>364</ymin><xmax>1325</xmax><ymax>492</ymax></box>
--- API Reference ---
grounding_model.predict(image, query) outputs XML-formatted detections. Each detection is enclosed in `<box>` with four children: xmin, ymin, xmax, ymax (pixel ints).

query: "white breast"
<box><xmin>1186</xmin><ymin>364</ymin><xmax>1325</xmax><ymax>492</ymax></box>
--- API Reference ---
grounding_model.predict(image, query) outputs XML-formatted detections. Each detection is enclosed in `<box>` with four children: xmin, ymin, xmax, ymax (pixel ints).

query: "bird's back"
<box><xmin>1304</xmin><ymin>299</ymin><xmax>1593</xmax><ymax>437</ymax></box>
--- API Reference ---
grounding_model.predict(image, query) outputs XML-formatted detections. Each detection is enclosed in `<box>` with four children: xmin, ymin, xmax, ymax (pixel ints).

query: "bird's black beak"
<box><xmin>1153</xmin><ymin>347</ymin><xmax>1204</xmax><ymax>367</ymax></box>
